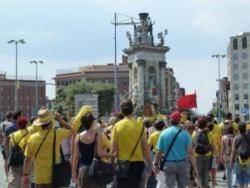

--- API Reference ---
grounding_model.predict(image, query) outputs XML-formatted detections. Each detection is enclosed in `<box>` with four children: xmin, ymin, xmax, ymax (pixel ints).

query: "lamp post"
<box><xmin>212</xmin><ymin>54</ymin><xmax>226</xmax><ymax>121</ymax></box>
<box><xmin>30</xmin><ymin>60</ymin><xmax>44</xmax><ymax>113</ymax></box>
<box><xmin>7</xmin><ymin>39</ymin><xmax>25</xmax><ymax>111</ymax></box>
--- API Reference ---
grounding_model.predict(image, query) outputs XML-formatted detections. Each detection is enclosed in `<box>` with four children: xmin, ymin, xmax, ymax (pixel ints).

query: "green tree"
<box><xmin>54</xmin><ymin>81</ymin><xmax>115</xmax><ymax>117</ymax></box>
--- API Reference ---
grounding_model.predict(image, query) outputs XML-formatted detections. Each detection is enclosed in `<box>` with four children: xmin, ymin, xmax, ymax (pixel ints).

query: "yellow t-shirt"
<box><xmin>9</xmin><ymin>129</ymin><xmax>30</xmax><ymax>151</ymax></box>
<box><xmin>112</xmin><ymin>117</ymin><xmax>146</xmax><ymax>161</ymax></box>
<box><xmin>101</xmin><ymin>133</ymin><xmax>111</xmax><ymax>163</ymax></box>
<box><xmin>192</xmin><ymin>130</ymin><xmax>212</xmax><ymax>157</ymax></box>
<box><xmin>28</xmin><ymin>125</ymin><xmax>42</xmax><ymax>134</ymax></box>
<box><xmin>148</xmin><ymin>131</ymin><xmax>161</xmax><ymax>152</ymax></box>
<box><xmin>24</xmin><ymin>128</ymin><xmax>70</xmax><ymax>184</ymax></box>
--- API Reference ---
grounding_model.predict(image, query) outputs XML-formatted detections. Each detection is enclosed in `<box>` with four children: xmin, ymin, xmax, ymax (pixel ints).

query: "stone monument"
<box><xmin>123</xmin><ymin>13</ymin><xmax>170</xmax><ymax>112</ymax></box>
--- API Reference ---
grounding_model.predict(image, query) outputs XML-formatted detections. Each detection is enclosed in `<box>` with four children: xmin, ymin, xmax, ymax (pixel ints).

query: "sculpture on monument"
<box><xmin>123</xmin><ymin>12</ymin><xmax>170</xmax><ymax>112</ymax></box>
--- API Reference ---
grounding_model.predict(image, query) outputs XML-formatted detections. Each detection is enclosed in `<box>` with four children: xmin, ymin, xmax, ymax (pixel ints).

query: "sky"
<box><xmin>0</xmin><ymin>0</ymin><xmax>250</xmax><ymax>113</ymax></box>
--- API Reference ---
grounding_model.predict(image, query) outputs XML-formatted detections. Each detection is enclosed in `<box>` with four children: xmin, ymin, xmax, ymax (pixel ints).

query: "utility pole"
<box><xmin>7</xmin><ymin>39</ymin><xmax>26</xmax><ymax>111</ymax></box>
<box><xmin>30</xmin><ymin>60</ymin><xmax>44</xmax><ymax>114</ymax></box>
<box><xmin>111</xmin><ymin>12</ymin><xmax>138</xmax><ymax>112</ymax></box>
<box><xmin>212</xmin><ymin>54</ymin><xmax>226</xmax><ymax>121</ymax></box>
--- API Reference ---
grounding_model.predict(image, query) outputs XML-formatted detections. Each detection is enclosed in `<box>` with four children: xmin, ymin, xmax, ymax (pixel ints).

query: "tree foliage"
<box><xmin>54</xmin><ymin>81</ymin><xmax>115</xmax><ymax>117</ymax></box>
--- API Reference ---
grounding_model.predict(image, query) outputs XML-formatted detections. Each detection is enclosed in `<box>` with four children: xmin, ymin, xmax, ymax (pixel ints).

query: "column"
<box><xmin>159</xmin><ymin>61</ymin><xmax>167</xmax><ymax>111</ymax></box>
<box><xmin>137</xmin><ymin>60</ymin><xmax>146</xmax><ymax>109</ymax></box>
<box><xmin>128</xmin><ymin>63</ymin><xmax>133</xmax><ymax>98</ymax></box>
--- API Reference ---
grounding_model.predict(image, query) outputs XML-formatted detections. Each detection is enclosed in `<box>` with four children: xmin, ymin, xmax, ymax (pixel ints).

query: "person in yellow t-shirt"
<box><xmin>22</xmin><ymin>109</ymin><xmax>74</xmax><ymax>187</ymax></box>
<box><xmin>112</xmin><ymin>99</ymin><xmax>152</xmax><ymax>188</ymax></box>
<box><xmin>192</xmin><ymin>117</ymin><xmax>212</xmax><ymax>188</ymax></box>
<box><xmin>8</xmin><ymin>116</ymin><xmax>29</xmax><ymax>188</ymax></box>
<box><xmin>148</xmin><ymin>120</ymin><xmax>165</xmax><ymax>154</ymax></box>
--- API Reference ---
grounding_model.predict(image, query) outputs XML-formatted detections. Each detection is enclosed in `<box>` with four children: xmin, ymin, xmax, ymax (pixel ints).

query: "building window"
<box><xmin>235</xmin><ymin>104</ymin><xmax>240</xmax><ymax>111</ymax></box>
<box><xmin>235</xmin><ymin>94</ymin><xmax>239</xmax><ymax>100</ymax></box>
<box><xmin>244</xmin><ymin>103</ymin><xmax>249</xmax><ymax>109</ymax></box>
<box><xmin>243</xmin><ymin>63</ymin><xmax>248</xmax><ymax>69</ymax></box>
<box><xmin>243</xmin><ymin>73</ymin><xmax>248</xmax><ymax>80</ymax></box>
<box><xmin>243</xmin><ymin>83</ymin><xmax>248</xmax><ymax>90</ymax></box>
<box><xmin>242</xmin><ymin>52</ymin><xmax>247</xmax><ymax>59</ymax></box>
<box><xmin>233</xmin><ymin>74</ymin><xmax>239</xmax><ymax>80</ymax></box>
<box><xmin>233</xmin><ymin>38</ymin><xmax>238</xmax><ymax>50</ymax></box>
<box><xmin>242</xmin><ymin>36</ymin><xmax>247</xmax><ymax>49</ymax></box>
<box><xmin>123</xmin><ymin>79</ymin><xmax>128</xmax><ymax>85</ymax></box>
<box><xmin>233</xmin><ymin>64</ymin><xmax>238</xmax><ymax>70</ymax></box>
<box><xmin>234</xmin><ymin>84</ymin><xmax>239</xmax><ymax>90</ymax></box>
<box><xmin>232</xmin><ymin>53</ymin><xmax>238</xmax><ymax>61</ymax></box>
<box><xmin>243</xmin><ymin>94</ymin><xmax>248</xmax><ymax>100</ymax></box>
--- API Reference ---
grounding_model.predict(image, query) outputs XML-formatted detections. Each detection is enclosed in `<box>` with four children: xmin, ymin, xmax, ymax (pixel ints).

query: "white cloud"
<box><xmin>192</xmin><ymin>12</ymin><xmax>226</xmax><ymax>36</ymax></box>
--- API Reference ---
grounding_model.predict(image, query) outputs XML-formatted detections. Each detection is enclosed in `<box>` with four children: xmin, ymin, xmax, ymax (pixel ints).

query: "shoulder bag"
<box><xmin>160</xmin><ymin>127</ymin><xmax>182</xmax><ymax>170</ymax></box>
<box><xmin>116</xmin><ymin>125</ymin><xmax>145</xmax><ymax>178</ymax></box>
<box><xmin>52</xmin><ymin>128</ymin><xmax>71</xmax><ymax>188</ymax></box>
<box><xmin>88</xmin><ymin>133</ymin><xmax>114</xmax><ymax>184</ymax></box>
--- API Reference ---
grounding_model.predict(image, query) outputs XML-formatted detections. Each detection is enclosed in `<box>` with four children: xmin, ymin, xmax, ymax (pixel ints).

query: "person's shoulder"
<box><xmin>28</xmin><ymin>131</ymin><xmax>40</xmax><ymax>142</ymax></box>
<box><xmin>160</xmin><ymin>127</ymin><xmax>171</xmax><ymax>136</ymax></box>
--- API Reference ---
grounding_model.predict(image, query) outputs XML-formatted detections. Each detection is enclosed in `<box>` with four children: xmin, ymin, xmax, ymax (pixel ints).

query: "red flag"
<box><xmin>177</xmin><ymin>93</ymin><xmax>197</xmax><ymax>109</ymax></box>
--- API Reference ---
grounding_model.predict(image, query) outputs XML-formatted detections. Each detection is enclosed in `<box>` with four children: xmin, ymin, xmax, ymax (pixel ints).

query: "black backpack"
<box><xmin>195</xmin><ymin>130</ymin><xmax>211</xmax><ymax>155</ymax></box>
<box><xmin>238</xmin><ymin>135</ymin><xmax>250</xmax><ymax>162</ymax></box>
<box><xmin>8</xmin><ymin>132</ymin><xmax>28</xmax><ymax>167</ymax></box>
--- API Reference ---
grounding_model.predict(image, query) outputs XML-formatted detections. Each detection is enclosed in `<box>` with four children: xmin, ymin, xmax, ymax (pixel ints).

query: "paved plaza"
<box><xmin>0</xmin><ymin>156</ymin><xmax>228</xmax><ymax>188</ymax></box>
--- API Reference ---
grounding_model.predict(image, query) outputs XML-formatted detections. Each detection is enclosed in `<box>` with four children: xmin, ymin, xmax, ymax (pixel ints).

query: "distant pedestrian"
<box><xmin>230</xmin><ymin>122</ymin><xmax>250</xmax><ymax>188</ymax></box>
<box><xmin>8</xmin><ymin>116</ymin><xmax>29</xmax><ymax>188</ymax></box>
<box><xmin>193</xmin><ymin>116</ymin><xmax>212</xmax><ymax>188</ymax></box>
<box><xmin>0</xmin><ymin>111</ymin><xmax>13</xmax><ymax>181</ymax></box>
<box><xmin>221</xmin><ymin>125</ymin><xmax>235</xmax><ymax>188</ymax></box>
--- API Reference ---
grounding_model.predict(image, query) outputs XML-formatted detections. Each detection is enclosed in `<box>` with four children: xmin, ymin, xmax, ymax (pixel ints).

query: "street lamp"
<box><xmin>30</xmin><ymin>60</ymin><xmax>44</xmax><ymax>113</ymax></box>
<box><xmin>212</xmin><ymin>54</ymin><xmax>226</xmax><ymax>121</ymax></box>
<box><xmin>7</xmin><ymin>39</ymin><xmax>26</xmax><ymax>111</ymax></box>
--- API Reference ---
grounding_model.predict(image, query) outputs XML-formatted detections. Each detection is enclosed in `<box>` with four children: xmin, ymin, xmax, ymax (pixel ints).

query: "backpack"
<box><xmin>195</xmin><ymin>130</ymin><xmax>211</xmax><ymax>155</ymax></box>
<box><xmin>238</xmin><ymin>135</ymin><xmax>250</xmax><ymax>163</ymax></box>
<box><xmin>8</xmin><ymin>132</ymin><xmax>28</xmax><ymax>167</ymax></box>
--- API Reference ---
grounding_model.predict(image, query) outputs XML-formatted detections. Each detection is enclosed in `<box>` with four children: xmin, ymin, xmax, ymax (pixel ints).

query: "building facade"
<box><xmin>228</xmin><ymin>32</ymin><xmax>250</xmax><ymax>120</ymax></box>
<box><xmin>0</xmin><ymin>73</ymin><xmax>46</xmax><ymax>119</ymax></box>
<box><xmin>214</xmin><ymin>77</ymin><xmax>230</xmax><ymax>116</ymax></box>
<box><xmin>54</xmin><ymin>63</ymin><xmax>129</xmax><ymax>101</ymax></box>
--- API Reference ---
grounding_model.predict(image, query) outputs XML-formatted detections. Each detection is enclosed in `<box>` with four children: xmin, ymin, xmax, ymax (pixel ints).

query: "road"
<box><xmin>0</xmin><ymin>155</ymin><xmax>227</xmax><ymax>188</ymax></box>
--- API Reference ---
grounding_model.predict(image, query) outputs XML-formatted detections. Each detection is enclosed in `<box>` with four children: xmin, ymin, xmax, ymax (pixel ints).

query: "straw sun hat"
<box><xmin>33</xmin><ymin>109</ymin><xmax>54</xmax><ymax>126</ymax></box>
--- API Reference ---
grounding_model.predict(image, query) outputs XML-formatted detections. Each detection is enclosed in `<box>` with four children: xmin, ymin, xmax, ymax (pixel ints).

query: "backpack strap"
<box><xmin>16</xmin><ymin>130</ymin><xmax>29</xmax><ymax>145</ymax></box>
<box><xmin>128</xmin><ymin>125</ymin><xmax>144</xmax><ymax>161</ymax></box>
<box><xmin>160</xmin><ymin>127</ymin><xmax>182</xmax><ymax>170</ymax></box>
<box><xmin>52</xmin><ymin>128</ymin><xmax>56</xmax><ymax>169</ymax></box>
<box><xmin>35</xmin><ymin>129</ymin><xmax>51</xmax><ymax>159</ymax></box>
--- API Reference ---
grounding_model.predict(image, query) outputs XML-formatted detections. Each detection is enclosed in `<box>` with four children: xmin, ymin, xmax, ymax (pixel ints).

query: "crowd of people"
<box><xmin>0</xmin><ymin>99</ymin><xmax>249</xmax><ymax>188</ymax></box>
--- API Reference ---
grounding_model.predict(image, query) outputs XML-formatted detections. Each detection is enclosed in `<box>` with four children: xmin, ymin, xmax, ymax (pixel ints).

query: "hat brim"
<box><xmin>33</xmin><ymin>115</ymin><xmax>53</xmax><ymax>126</ymax></box>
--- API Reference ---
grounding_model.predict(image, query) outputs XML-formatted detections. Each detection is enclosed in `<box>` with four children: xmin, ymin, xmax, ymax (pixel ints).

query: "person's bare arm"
<box><xmin>23</xmin><ymin>156</ymin><xmax>32</xmax><ymax>175</ymax></box>
<box><xmin>72</xmin><ymin>135</ymin><xmax>80</xmax><ymax>182</ymax></box>
<box><xmin>22</xmin><ymin>156</ymin><xmax>33</xmax><ymax>185</ymax></box>
<box><xmin>55</xmin><ymin>113</ymin><xmax>75</xmax><ymax>136</ymax></box>
<box><xmin>4</xmin><ymin>136</ymin><xmax>10</xmax><ymax>156</ymax></box>
<box><xmin>220</xmin><ymin>137</ymin><xmax>225</xmax><ymax>164</ymax></box>
<box><xmin>188</xmin><ymin>145</ymin><xmax>198</xmax><ymax>176</ymax></box>
<box><xmin>230</xmin><ymin>138</ymin><xmax>236</xmax><ymax>167</ymax></box>
<box><xmin>111</xmin><ymin>139</ymin><xmax>118</xmax><ymax>158</ymax></box>
<box><xmin>154</xmin><ymin>150</ymin><xmax>163</xmax><ymax>174</ymax></box>
<box><xmin>141</xmin><ymin>133</ymin><xmax>152</xmax><ymax>170</ymax></box>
